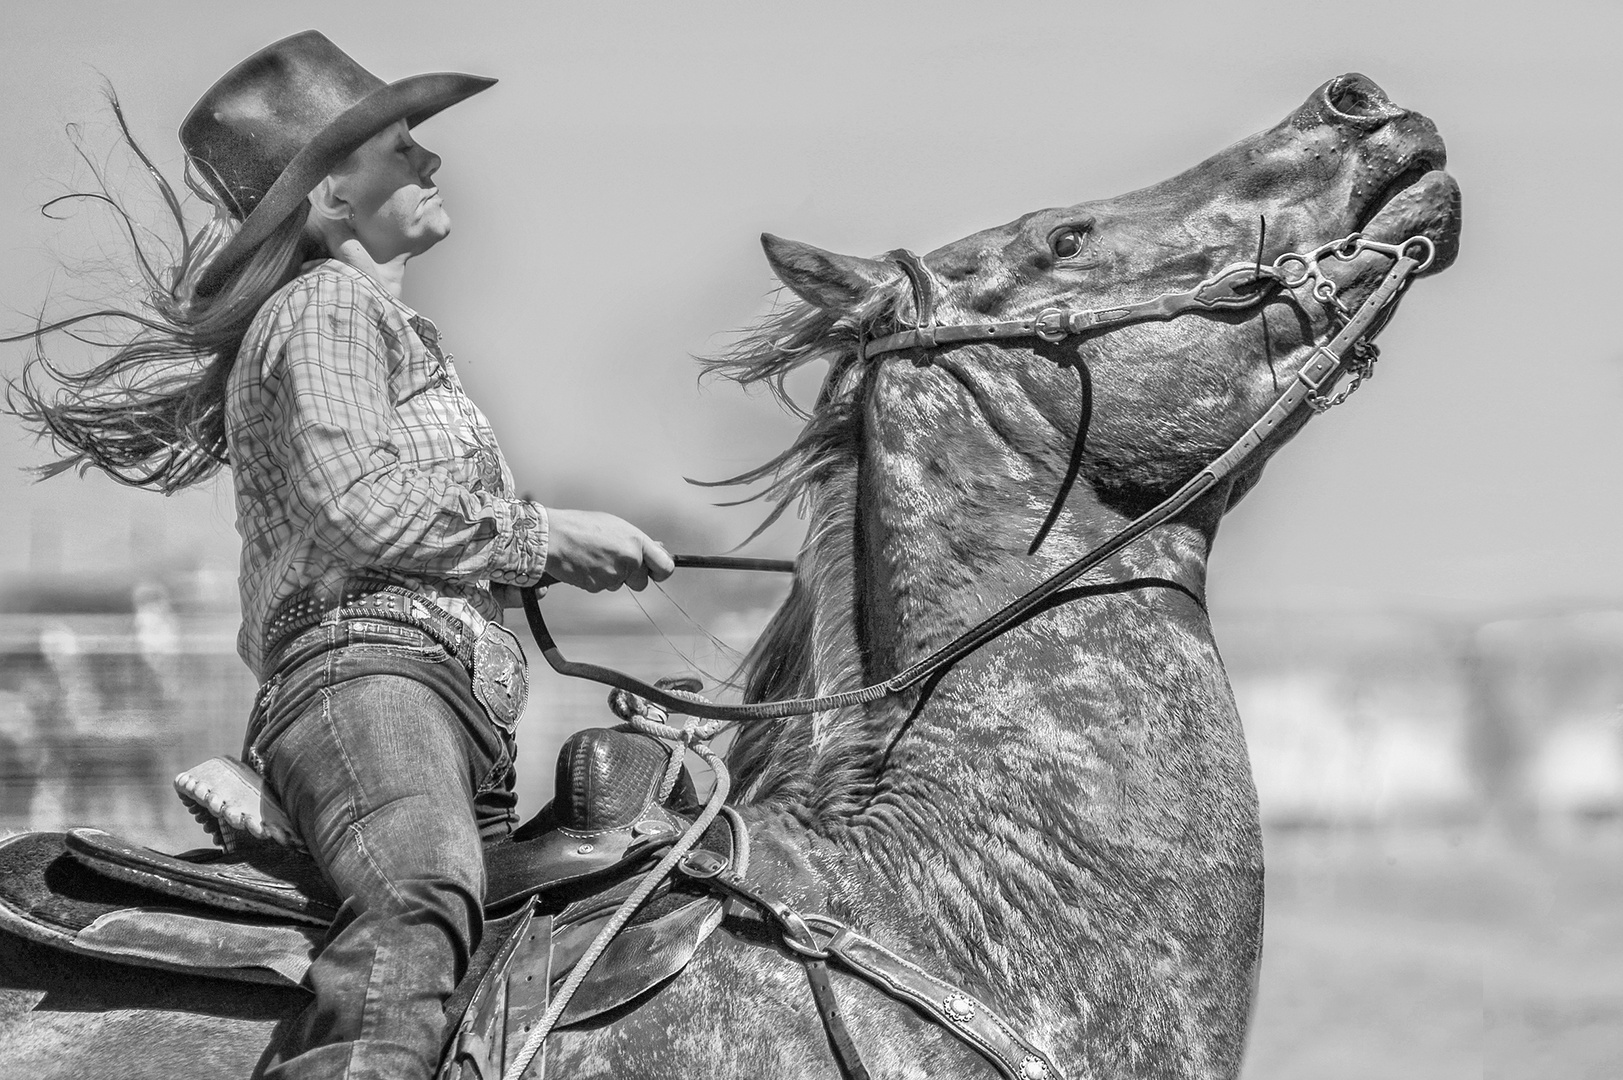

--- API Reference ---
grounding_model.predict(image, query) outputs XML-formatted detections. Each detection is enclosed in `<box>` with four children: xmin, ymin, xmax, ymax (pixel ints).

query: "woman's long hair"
<box><xmin>4</xmin><ymin>93</ymin><xmax>321</xmax><ymax>493</ymax></box>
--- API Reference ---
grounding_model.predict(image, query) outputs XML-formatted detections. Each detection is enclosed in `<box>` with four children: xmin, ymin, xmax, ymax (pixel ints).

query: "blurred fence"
<box><xmin>0</xmin><ymin>610</ymin><xmax>253</xmax><ymax>850</ymax></box>
<box><xmin>1219</xmin><ymin>608</ymin><xmax>1623</xmax><ymax>828</ymax></box>
<box><xmin>1</xmin><ymin>599</ymin><xmax>1619</xmax><ymax>850</ymax></box>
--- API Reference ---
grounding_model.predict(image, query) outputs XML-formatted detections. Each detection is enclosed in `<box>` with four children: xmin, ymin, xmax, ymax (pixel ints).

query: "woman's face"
<box><xmin>328</xmin><ymin>120</ymin><xmax>448</xmax><ymax>262</ymax></box>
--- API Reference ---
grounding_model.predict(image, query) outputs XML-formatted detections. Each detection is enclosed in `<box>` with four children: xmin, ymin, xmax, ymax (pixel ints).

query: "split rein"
<box><xmin>518</xmin><ymin>231</ymin><xmax>1436</xmax><ymax>725</ymax></box>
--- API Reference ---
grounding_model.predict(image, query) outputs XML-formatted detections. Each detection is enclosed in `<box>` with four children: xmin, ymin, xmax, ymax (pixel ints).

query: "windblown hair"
<box><xmin>4</xmin><ymin>93</ymin><xmax>321</xmax><ymax>493</ymax></box>
<box><xmin>700</xmin><ymin>282</ymin><xmax>906</xmax><ymax>808</ymax></box>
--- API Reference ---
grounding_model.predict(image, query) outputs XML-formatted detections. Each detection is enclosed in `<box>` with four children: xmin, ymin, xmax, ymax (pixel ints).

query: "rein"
<box><xmin>520</xmin><ymin>231</ymin><xmax>1434</xmax><ymax>722</ymax></box>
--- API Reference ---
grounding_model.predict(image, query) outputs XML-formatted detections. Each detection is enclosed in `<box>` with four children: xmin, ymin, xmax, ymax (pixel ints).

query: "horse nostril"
<box><xmin>1325</xmin><ymin>73</ymin><xmax>1394</xmax><ymax>121</ymax></box>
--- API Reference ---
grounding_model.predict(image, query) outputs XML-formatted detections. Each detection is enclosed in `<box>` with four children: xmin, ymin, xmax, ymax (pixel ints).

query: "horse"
<box><xmin>0</xmin><ymin>72</ymin><xmax>1459</xmax><ymax>1079</ymax></box>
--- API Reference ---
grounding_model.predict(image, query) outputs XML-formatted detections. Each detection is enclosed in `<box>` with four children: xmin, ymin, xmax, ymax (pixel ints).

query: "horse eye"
<box><xmin>1050</xmin><ymin>228</ymin><xmax>1087</xmax><ymax>260</ymax></box>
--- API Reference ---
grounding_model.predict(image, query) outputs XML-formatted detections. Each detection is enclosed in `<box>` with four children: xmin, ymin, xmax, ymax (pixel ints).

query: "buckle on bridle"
<box><xmin>1033</xmin><ymin>309</ymin><xmax>1069</xmax><ymax>343</ymax></box>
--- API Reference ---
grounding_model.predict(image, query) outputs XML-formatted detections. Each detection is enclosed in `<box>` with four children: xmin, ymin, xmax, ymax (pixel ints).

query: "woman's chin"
<box><xmin>415</xmin><ymin>215</ymin><xmax>452</xmax><ymax>254</ymax></box>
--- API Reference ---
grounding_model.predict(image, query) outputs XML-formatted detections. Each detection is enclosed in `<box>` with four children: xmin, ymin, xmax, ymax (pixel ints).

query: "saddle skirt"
<box><xmin>0</xmin><ymin>813</ymin><xmax>734</xmax><ymax>1024</ymax></box>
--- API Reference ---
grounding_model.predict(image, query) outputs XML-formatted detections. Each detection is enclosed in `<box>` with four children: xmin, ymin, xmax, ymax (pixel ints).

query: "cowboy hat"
<box><xmin>181</xmin><ymin>30</ymin><xmax>494</xmax><ymax>296</ymax></box>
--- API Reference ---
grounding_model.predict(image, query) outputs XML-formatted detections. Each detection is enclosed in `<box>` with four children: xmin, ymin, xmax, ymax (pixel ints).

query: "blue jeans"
<box><xmin>248</xmin><ymin>618</ymin><xmax>518</xmax><ymax>1080</ymax></box>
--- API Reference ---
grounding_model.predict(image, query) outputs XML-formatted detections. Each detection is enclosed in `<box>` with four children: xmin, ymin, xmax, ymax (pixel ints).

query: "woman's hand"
<box><xmin>542</xmin><ymin>509</ymin><xmax>675</xmax><ymax>592</ymax></box>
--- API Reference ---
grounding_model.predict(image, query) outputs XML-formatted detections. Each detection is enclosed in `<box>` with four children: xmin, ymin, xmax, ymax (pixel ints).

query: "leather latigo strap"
<box><xmin>439</xmin><ymin>903</ymin><xmax>553</xmax><ymax>1080</ymax></box>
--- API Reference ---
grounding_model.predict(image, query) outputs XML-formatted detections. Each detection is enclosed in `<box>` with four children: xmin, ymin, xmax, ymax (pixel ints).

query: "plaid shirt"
<box><xmin>225</xmin><ymin>259</ymin><xmax>548</xmax><ymax>678</ymax></box>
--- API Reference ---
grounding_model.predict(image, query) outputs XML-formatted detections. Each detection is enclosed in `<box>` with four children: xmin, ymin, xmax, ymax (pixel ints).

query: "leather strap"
<box><xmin>676</xmin><ymin>849</ymin><xmax>1061</xmax><ymax>1080</ymax></box>
<box><xmin>819</xmin><ymin>921</ymin><xmax>1060</xmax><ymax>1080</ymax></box>
<box><xmin>502</xmin><ymin>911</ymin><xmax>554</xmax><ymax>1080</ymax></box>
<box><xmin>803</xmin><ymin>955</ymin><xmax>871</xmax><ymax>1080</ymax></box>
<box><xmin>861</xmin><ymin>256</ymin><xmax>1282</xmax><ymax>361</ymax></box>
<box><xmin>672</xmin><ymin>554</ymin><xmax>794</xmax><ymax>574</ymax></box>
<box><xmin>677</xmin><ymin>850</ymin><xmax>870</xmax><ymax>1078</ymax></box>
<box><xmin>440</xmin><ymin>903</ymin><xmax>552</xmax><ymax>1080</ymax></box>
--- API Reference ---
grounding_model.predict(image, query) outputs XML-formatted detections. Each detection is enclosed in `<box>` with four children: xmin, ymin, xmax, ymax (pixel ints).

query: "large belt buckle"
<box><xmin>471</xmin><ymin>622</ymin><xmax>528</xmax><ymax>733</ymax></box>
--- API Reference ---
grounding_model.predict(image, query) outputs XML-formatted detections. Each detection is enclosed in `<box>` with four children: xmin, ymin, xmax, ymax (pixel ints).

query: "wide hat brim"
<box><xmin>194</xmin><ymin>71</ymin><xmax>494</xmax><ymax>297</ymax></box>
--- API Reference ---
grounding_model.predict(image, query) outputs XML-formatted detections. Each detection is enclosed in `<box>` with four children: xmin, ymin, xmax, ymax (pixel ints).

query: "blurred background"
<box><xmin>1</xmin><ymin>2</ymin><xmax>1619</xmax><ymax>1077</ymax></box>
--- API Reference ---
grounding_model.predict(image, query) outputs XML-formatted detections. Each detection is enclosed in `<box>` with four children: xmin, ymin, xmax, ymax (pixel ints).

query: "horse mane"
<box><xmin>700</xmin><ymin>284</ymin><xmax>904</xmax><ymax>812</ymax></box>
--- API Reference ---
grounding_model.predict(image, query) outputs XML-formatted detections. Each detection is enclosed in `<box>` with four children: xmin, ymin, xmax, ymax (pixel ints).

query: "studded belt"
<box><xmin>262</xmin><ymin>580</ymin><xmax>528</xmax><ymax>733</ymax></box>
<box><xmin>262</xmin><ymin>580</ymin><xmax>483</xmax><ymax>673</ymax></box>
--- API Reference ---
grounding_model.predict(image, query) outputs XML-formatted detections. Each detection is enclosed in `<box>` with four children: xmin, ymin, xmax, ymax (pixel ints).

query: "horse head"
<box><xmin>724</xmin><ymin>72</ymin><xmax>1461</xmax><ymax>827</ymax></box>
<box><xmin>756</xmin><ymin>73</ymin><xmax>1461</xmax><ymax>521</ymax></box>
<box><xmin>683</xmin><ymin>79</ymin><xmax>1463</xmax><ymax>1080</ymax></box>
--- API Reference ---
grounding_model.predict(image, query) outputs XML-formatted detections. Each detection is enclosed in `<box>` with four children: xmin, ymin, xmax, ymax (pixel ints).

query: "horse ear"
<box><xmin>761</xmin><ymin>234</ymin><xmax>903</xmax><ymax>312</ymax></box>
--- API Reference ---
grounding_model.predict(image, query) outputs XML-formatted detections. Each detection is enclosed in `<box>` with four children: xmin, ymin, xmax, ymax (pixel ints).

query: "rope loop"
<box><xmin>616</xmin><ymin>685</ymin><xmax>733</xmax><ymax>803</ymax></box>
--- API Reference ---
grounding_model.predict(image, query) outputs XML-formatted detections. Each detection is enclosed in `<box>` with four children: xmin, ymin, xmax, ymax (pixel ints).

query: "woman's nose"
<box><xmin>417</xmin><ymin>146</ymin><xmax>441</xmax><ymax>184</ymax></box>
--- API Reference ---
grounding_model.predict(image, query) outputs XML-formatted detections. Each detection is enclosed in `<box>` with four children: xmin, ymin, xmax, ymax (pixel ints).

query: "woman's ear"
<box><xmin>306</xmin><ymin>177</ymin><xmax>349</xmax><ymax>229</ymax></box>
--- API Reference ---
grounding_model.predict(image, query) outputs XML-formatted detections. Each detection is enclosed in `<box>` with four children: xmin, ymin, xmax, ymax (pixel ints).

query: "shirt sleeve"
<box><xmin>270</xmin><ymin>275</ymin><xmax>550</xmax><ymax>584</ymax></box>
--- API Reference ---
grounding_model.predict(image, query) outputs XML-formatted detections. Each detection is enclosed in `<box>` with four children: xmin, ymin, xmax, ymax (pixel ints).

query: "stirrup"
<box><xmin>174</xmin><ymin>756</ymin><xmax>305</xmax><ymax>852</ymax></box>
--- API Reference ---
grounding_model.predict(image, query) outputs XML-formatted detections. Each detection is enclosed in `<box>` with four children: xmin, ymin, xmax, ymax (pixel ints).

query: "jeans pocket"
<box><xmin>474</xmin><ymin>733</ymin><xmax>517</xmax><ymax>799</ymax></box>
<box><xmin>242</xmin><ymin>674</ymin><xmax>284</xmax><ymax>774</ymax></box>
<box><xmin>337</xmin><ymin>622</ymin><xmax>454</xmax><ymax>665</ymax></box>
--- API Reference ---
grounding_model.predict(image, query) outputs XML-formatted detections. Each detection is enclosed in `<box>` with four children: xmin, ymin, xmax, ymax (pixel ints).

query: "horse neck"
<box><xmin>855</xmin><ymin>359</ymin><xmax>1218</xmax><ymax>677</ymax></box>
<box><xmin>790</xmin><ymin>356</ymin><xmax>1262</xmax><ymax>1032</ymax></box>
<box><xmin>786</xmin><ymin>353</ymin><xmax>1231</xmax><ymax>813</ymax></box>
<box><xmin>728</xmin><ymin>349</ymin><xmax>1262</xmax><ymax>1042</ymax></box>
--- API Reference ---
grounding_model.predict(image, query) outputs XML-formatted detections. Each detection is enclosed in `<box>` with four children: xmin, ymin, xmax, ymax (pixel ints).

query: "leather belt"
<box><xmin>262</xmin><ymin>581</ymin><xmax>480</xmax><ymax>677</ymax></box>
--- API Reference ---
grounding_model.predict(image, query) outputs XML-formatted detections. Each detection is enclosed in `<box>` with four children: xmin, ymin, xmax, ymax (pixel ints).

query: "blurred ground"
<box><xmin>1248</xmin><ymin>824</ymin><xmax>1623</xmax><ymax>1079</ymax></box>
<box><xmin>1247</xmin><ymin>827</ymin><xmax>1488</xmax><ymax>1079</ymax></box>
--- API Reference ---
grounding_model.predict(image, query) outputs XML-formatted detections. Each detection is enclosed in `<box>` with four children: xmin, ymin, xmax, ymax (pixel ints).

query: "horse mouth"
<box><xmin>1357</xmin><ymin>164</ymin><xmax>1461</xmax><ymax>274</ymax></box>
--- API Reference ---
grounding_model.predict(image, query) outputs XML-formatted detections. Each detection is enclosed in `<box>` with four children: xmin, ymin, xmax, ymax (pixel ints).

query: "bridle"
<box><xmin>519</xmin><ymin>230</ymin><xmax>1436</xmax><ymax>722</ymax></box>
<box><xmin>862</xmin><ymin>232</ymin><xmax>1426</xmax><ymax>394</ymax></box>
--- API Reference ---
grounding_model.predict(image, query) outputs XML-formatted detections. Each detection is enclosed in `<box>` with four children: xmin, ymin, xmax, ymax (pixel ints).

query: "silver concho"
<box><xmin>1017</xmin><ymin>1055</ymin><xmax>1050</xmax><ymax>1079</ymax></box>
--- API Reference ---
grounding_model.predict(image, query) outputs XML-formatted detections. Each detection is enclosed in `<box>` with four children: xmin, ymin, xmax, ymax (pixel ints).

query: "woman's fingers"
<box><xmin>624</xmin><ymin>564</ymin><xmax>651</xmax><ymax>592</ymax></box>
<box><xmin>643</xmin><ymin>539</ymin><xmax>675</xmax><ymax>581</ymax></box>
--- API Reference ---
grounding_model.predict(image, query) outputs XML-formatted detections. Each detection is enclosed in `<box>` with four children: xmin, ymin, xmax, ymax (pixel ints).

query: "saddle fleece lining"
<box><xmin>0</xmin><ymin>832</ymin><xmax>320</xmax><ymax>987</ymax></box>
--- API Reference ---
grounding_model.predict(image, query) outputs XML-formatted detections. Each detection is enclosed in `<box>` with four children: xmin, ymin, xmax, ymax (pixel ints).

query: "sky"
<box><xmin>0</xmin><ymin>0</ymin><xmax>1618</xmax><ymax>619</ymax></box>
